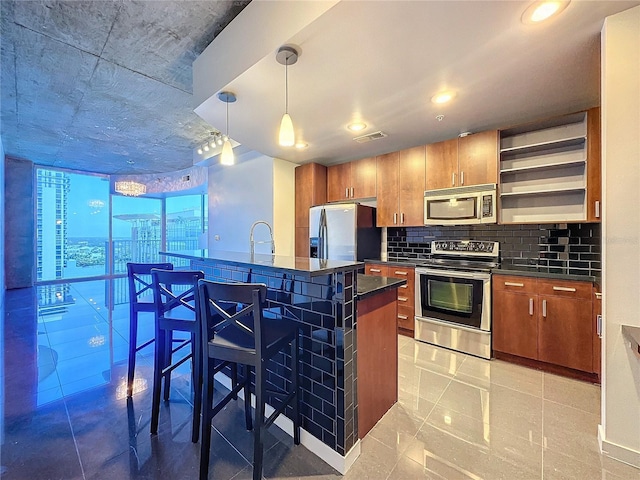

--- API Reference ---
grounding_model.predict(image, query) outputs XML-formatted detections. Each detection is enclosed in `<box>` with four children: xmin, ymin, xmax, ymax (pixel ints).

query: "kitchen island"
<box><xmin>160</xmin><ymin>250</ymin><xmax>405</xmax><ymax>473</ymax></box>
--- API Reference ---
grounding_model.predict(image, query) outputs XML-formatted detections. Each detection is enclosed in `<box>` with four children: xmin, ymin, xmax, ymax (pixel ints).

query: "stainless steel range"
<box><xmin>415</xmin><ymin>240</ymin><xmax>499</xmax><ymax>359</ymax></box>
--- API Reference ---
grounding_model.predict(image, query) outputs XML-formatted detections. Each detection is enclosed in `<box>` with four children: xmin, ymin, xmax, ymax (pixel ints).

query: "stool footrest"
<box><xmin>210</xmin><ymin>379</ymin><xmax>249</xmax><ymax>418</ymax></box>
<box><xmin>162</xmin><ymin>353</ymin><xmax>192</xmax><ymax>375</ymax></box>
<box><xmin>135</xmin><ymin>338</ymin><xmax>154</xmax><ymax>352</ymax></box>
<box><xmin>264</xmin><ymin>391</ymin><xmax>296</xmax><ymax>429</ymax></box>
<box><xmin>171</xmin><ymin>339</ymin><xmax>190</xmax><ymax>355</ymax></box>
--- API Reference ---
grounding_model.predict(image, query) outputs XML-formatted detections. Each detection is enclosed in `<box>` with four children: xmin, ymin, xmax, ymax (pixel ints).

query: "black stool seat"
<box><xmin>126</xmin><ymin>262</ymin><xmax>173</xmax><ymax>397</ymax></box>
<box><xmin>197</xmin><ymin>280</ymin><xmax>301</xmax><ymax>480</ymax></box>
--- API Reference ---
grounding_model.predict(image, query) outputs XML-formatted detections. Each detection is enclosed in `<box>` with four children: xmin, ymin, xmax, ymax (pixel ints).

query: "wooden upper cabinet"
<box><xmin>376</xmin><ymin>147</ymin><xmax>425</xmax><ymax>227</ymax></box>
<box><xmin>425</xmin><ymin>131</ymin><xmax>498</xmax><ymax>190</ymax></box>
<box><xmin>327</xmin><ymin>162</ymin><xmax>352</xmax><ymax>202</ymax></box>
<box><xmin>457</xmin><ymin>130</ymin><xmax>498</xmax><ymax>186</ymax></box>
<box><xmin>351</xmin><ymin>157</ymin><xmax>377</xmax><ymax>199</ymax></box>
<box><xmin>425</xmin><ymin>139</ymin><xmax>458</xmax><ymax>190</ymax></box>
<box><xmin>327</xmin><ymin>157</ymin><xmax>376</xmax><ymax>202</ymax></box>
<box><xmin>376</xmin><ymin>152</ymin><xmax>400</xmax><ymax>227</ymax></box>
<box><xmin>294</xmin><ymin>163</ymin><xmax>327</xmax><ymax>257</ymax></box>
<box><xmin>398</xmin><ymin>145</ymin><xmax>426</xmax><ymax>226</ymax></box>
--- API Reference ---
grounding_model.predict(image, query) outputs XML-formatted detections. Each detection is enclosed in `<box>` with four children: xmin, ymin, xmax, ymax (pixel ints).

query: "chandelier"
<box><xmin>115</xmin><ymin>180</ymin><xmax>146</xmax><ymax>196</ymax></box>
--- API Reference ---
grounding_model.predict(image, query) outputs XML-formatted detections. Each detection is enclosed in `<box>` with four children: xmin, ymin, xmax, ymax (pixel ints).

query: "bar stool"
<box><xmin>149</xmin><ymin>268</ymin><xmax>204</xmax><ymax>443</ymax></box>
<box><xmin>197</xmin><ymin>280</ymin><xmax>301</xmax><ymax>480</ymax></box>
<box><xmin>126</xmin><ymin>262</ymin><xmax>173</xmax><ymax>397</ymax></box>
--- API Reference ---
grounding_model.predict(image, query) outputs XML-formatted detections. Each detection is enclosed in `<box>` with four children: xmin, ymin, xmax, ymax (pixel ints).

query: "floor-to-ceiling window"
<box><xmin>36</xmin><ymin>169</ymin><xmax>110</xmax><ymax>282</ymax></box>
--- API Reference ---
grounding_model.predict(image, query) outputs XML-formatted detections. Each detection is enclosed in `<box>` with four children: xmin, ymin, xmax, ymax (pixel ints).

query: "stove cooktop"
<box><xmin>419</xmin><ymin>240</ymin><xmax>500</xmax><ymax>272</ymax></box>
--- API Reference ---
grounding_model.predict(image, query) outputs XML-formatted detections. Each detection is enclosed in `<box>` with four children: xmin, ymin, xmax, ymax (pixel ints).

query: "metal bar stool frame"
<box><xmin>126</xmin><ymin>262</ymin><xmax>173</xmax><ymax>397</ymax></box>
<box><xmin>197</xmin><ymin>280</ymin><xmax>301</xmax><ymax>480</ymax></box>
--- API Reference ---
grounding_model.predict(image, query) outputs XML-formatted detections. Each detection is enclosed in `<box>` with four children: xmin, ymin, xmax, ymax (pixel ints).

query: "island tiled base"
<box><xmin>190</xmin><ymin>258</ymin><xmax>360</xmax><ymax>468</ymax></box>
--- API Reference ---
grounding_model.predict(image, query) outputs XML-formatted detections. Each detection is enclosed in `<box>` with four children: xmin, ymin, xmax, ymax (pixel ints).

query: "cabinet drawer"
<box><xmin>397</xmin><ymin>305</ymin><xmax>414</xmax><ymax>330</ymax></box>
<box><xmin>538</xmin><ymin>279</ymin><xmax>592</xmax><ymax>299</ymax></box>
<box><xmin>396</xmin><ymin>281</ymin><xmax>414</xmax><ymax>302</ymax></box>
<box><xmin>397</xmin><ymin>291</ymin><xmax>413</xmax><ymax>308</ymax></box>
<box><xmin>365</xmin><ymin>264</ymin><xmax>389</xmax><ymax>276</ymax></box>
<box><xmin>493</xmin><ymin>275</ymin><xmax>537</xmax><ymax>293</ymax></box>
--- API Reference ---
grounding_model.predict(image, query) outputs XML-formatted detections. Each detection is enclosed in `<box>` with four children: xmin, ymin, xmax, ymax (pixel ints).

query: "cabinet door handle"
<box><xmin>460</xmin><ymin>171</ymin><xmax>464</xmax><ymax>186</ymax></box>
<box><xmin>345</xmin><ymin>187</ymin><xmax>349</xmax><ymax>198</ymax></box>
<box><xmin>399</xmin><ymin>284</ymin><xmax>407</xmax><ymax>289</ymax></box>
<box><xmin>452</xmin><ymin>172</ymin><xmax>456</xmax><ymax>186</ymax></box>
<box><xmin>542</xmin><ymin>299</ymin><xmax>547</xmax><ymax>318</ymax></box>
<box><xmin>398</xmin><ymin>296</ymin><xmax>408</xmax><ymax>302</ymax></box>
<box><xmin>351</xmin><ymin>187</ymin><xmax>354</xmax><ymax>198</ymax></box>
<box><xmin>552</xmin><ymin>286</ymin><xmax>576</xmax><ymax>292</ymax></box>
<box><xmin>597</xmin><ymin>314</ymin><xmax>602</xmax><ymax>338</ymax></box>
<box><xmin>595</xmin><ymin>292</ymin><xmax>602</xmax><ymax>300</ymax></box>
<box><xmin>401</xmin><ymin>212</ymin><xmax>405</xmax><ymax>224</ymax></box>
<box><xmin>394</xmin><ymin>271</ymin><xmax>408</xmax><ymax>276</ymax></box>
<box><xmin>369</xmin><ymin>268</ymin><xmax>381</xmax><ymax>273</ymax></box>
<box><xmin>529</xmin><ymin>298</ymin><xmax>534</xmax><ymax>316</ymax></box>
<box><xmin>398</xmin><ymin>314</ymin><xmax>408</xmax><ymax>320</ymax></box>
<box><xmin>393</xmin><ymin>213</ymin><xmax>397</xmax><ymax>224</ymax></box>
<box><xmin>504</xmin><ymin>281</ymin><xmax>524</xmax><ymax>287</ymax></box>
<box><xmin>595</xmin><ymin>201</ymin><xmax>600</xmax><ymax>218</ymax></box>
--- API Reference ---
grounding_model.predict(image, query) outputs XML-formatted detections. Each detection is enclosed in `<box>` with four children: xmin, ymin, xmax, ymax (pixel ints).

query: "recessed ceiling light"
<box><xmin>295</xmin><ymin>142</ymin><xmax>308</xmax><ymax>149</ymax></box>
<box><xmin>347</xmin><ymin>122</ymin><xmax>367</xmax><ymax>132</ymax></box>
<box><xmin>431</xmin><ymin>91</ymin><xmax>456</xmax><ymax>104</ymax></box>
<box><xmin>522</xmin><ymin>1</ymin><xmax>570</xmax><ymax>24</ymax></box>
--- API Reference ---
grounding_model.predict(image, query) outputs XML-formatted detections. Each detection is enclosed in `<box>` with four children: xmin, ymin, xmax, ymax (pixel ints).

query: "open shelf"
<box><xmin>500</xmin><ymin>186</ymin><xmax>586</xmax><ymax>197</ymax></box>
<box><xmin>498</xmin><ymin>110</ymin><xmax>592</xmax><ymax>224</ymax></box>
<box><xmin>500</xmin><ymin>136</ymin><xmax>586</xmax><ymax>155</ymax></box>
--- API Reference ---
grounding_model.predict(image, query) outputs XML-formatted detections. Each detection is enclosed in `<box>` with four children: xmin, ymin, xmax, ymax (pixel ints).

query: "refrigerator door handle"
<box><xmin>319</xmin><ymin>208</ymin><xmax>328</xmax><ymax>259</ymax></box>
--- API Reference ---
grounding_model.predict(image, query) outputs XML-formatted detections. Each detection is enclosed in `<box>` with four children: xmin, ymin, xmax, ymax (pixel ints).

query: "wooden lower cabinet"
<box><xmin>493</xmin><ymin>284</ymin><xmax>538</xmax><ymax>360</ymax></box>
<box><xmin>365</xmin><ymin>262</ymin><xmax>415</xmax><ymax>337</ymax></box>
<box><xmin>493</xmin><ymin>274</ymin><xmax>596</xmax><ymax>375</ymax></box>
<box><xmin>356</xmin><ymin>288</ymin><xmax>398</xmax><ymax>438</ymax></box>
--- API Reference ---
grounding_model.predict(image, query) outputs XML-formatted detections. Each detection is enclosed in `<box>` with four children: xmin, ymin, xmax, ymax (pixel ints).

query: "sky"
<box><xmin>61</xmin><ymin>172</ymin><xmax>203</xmax><ymax>238</ymax></box>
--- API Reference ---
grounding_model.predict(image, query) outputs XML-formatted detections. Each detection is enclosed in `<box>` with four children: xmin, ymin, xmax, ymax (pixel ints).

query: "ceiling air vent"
<box><xmin>353</xmin><ymin>131</ymin><xmax>387</xmax><ymax>143</ymax></box>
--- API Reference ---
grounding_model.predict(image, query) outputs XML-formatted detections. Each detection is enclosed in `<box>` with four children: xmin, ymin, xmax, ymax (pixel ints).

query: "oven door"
<box><xmin>415</xmin><ymin>267</ymin><xmax>491</xmax><ymax>331</ymax></box>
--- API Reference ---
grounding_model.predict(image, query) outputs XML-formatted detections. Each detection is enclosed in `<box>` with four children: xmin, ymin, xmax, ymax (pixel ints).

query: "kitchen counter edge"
<box><xmin>160</xmin><ymin>250</ymin><xmax>364</xmax><ymax>277</ymax></box>
<box><xmin>492</xmin><ymin>267</ymin><xmax>596</xmax><ymax>283</ymax></box>
<box><xmin>357</xmin><ymin>274</ymin><xmax>407</xmax><ymax>300</ymax></box>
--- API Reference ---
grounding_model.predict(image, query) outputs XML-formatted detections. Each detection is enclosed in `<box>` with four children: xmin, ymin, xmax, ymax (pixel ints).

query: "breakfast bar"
<box><xmin>160</xmin><ymin>250</ymin><xmax>405</xmax><ymax>473</ymax></box>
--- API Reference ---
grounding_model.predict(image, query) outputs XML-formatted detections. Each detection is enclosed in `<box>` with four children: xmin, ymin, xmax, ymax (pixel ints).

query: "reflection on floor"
<box><xmin>2</xmin><ymin>281</ymin><xmax>639</xmax><ymax>479</ymax></box>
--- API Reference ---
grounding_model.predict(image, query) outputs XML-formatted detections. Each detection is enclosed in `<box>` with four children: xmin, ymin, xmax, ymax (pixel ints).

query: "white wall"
<box><xmin>600</xmin><ymin>5</ymin><xmax>640</xmax><ymax>468</ymax></box>
<box><xmin>207</xmin><ymin>154</ymin><xmax>295</xmax><ymax>256</ymax></box>
<box><xmin>273</xmin><ymin>158</ymin><xmax>296</xmax><ymax>257</ymax></box>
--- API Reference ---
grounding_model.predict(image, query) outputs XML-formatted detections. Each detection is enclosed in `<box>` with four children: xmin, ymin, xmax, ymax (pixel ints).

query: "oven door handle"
<box><xmin>415</xmin><ymin>267</ymin><xmax>490</xmax><ymax>281</ymax></box>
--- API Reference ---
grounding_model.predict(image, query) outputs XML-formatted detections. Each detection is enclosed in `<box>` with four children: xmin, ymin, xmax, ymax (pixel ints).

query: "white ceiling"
<box><xmin>194</xmin><ymin>0</ymin><xmax>640</xmax><ymax>167</ymax></box>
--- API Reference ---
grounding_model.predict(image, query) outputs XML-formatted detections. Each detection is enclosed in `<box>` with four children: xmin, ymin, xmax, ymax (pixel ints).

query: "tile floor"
<box><xmin>2</xmin><ymin>281</ymin><xmax>640</xmax><ymax>479</ymax></box>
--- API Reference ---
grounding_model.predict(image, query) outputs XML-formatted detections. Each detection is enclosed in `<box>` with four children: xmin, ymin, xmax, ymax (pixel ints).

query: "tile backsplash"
<box><xmin>386</xmin><ymin>223</ymin><xmax>601</xmax><ymax>278</ymax></box>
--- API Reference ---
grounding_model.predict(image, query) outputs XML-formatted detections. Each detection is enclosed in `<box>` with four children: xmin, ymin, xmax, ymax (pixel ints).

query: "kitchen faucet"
<box><xmin>249</xmin><ymin>220</ymin><xmax>275</xmax><ymax>257</ymax></box>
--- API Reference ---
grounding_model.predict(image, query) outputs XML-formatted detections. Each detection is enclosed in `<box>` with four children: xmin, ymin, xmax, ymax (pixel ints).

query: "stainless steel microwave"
<box><xmin>423</xmin><ymin>183</ymin><xmax>497</xmax><ymax>225</ymax></box>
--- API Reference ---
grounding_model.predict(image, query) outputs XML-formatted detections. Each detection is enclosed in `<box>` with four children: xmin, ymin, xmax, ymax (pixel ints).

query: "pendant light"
<box><xmin>276</xmin><ymin>45</ymin><xmax>299</xmax><ymax>147</ymax></box>
<box><xmin>217</xmin><ymin>91</ymin><xmax>236</xmax><ymax>166</ymax></box>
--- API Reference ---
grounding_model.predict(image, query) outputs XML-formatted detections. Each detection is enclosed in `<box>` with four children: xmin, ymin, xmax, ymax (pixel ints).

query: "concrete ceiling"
<box><xmin>194</xmin><ymin>0</ymin><xmax>640</xmax><ymax>166</ymax></box>
<box><xmin>3</xmin><ymin>1</ymin><xmax>639</xmax><ymax>175</ymax></box>
<box><xmin>0</xmin><ymin>0</ymin><xmax>249</xmax><ymax>175</ymax></box>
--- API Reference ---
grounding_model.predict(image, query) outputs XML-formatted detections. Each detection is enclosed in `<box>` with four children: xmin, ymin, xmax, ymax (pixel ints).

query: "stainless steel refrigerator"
<box><xmin>309</xmin><ymin>203</ymin><xmax>381</xmax><ymax>261</ymax></box>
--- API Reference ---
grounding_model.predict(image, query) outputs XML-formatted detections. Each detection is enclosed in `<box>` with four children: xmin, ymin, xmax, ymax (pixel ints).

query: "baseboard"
<box><xmin>598</xmin><ymin>424</ymin><xmax>640</xmax><ymax>469</ymax></box>
<box><xmin>214</xmin><ymin>372</ymin><xmax>360</xmax><ymax>474</ymax></box>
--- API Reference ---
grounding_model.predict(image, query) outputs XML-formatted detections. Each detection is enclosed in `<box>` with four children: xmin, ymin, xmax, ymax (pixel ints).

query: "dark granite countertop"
<box><xmin>622</xmin><ymin>325</ymin><xmax>640</xmax><ymax>354</ymax></box>
<box><xmin>363</xmin><ymin>258</ymin><xmax>426</xmax><ymax>268</ymax></box>
<box><xmin>356</xmin><ymin>274</ymin><xmax>407</xmax><ymax>300</ymax></box>
<box><xmin>493</xmin><ymin>266</ymin><xmax>596</xmax><ymax>283</ymax></box>
<box><xmin>160</xmin><ymin>250</ymin><xmax>364</xmax><ymax>277</ymax></box>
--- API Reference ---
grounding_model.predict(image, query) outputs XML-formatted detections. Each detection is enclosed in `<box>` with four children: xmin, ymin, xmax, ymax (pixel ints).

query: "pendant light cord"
<box><xmin>285</xmin><ymin>54</ymin><xmax>289</xmax><ymax>114</ymax></box>
<box><xmin>226</xmin><ymin>99</ymin><xmax>229</xmax><ymax>136</ymax></box>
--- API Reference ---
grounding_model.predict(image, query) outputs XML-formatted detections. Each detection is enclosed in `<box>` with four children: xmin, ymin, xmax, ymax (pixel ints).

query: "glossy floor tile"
<box><xmin>3</xmin><ymin>282</ymin><xmax>640</xmax><ymax>480</ymax></box>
